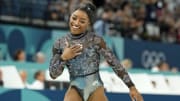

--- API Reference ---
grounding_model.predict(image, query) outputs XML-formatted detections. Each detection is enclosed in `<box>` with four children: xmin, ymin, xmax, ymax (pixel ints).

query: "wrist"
<box><xmin>60</xmin><ymin>55</ymin><xmax>66</xmax><ymax>61</ymax></box>
<box><xmin>129</xmin><ymin>86</ymin><xmax>137</xmax><ymax>91</ymax></box>
<box><xmin>127</xmin><ymin>81</ymin><xmax>135</xmax><ymax>88</ymax></box>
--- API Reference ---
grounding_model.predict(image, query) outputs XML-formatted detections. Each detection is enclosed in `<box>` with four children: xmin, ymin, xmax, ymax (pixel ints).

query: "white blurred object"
<box><xmin>46</xmin><ymin>69</ymin><xmax>70</xmax><ymax>82</ymax></box>
<box><xmin>166</xmin><ymin>76</ymin><xmax>180</xmax><ymax>94</ymax></box>
<box><xmin>0</xmin><ymin>65</ymin><xmax>25</xmax><ymax>89</ymax></box>
<box><xmin>108</xmin><ymin>73</ymin><xmax>129</xmax><ymax>92</ymax></box>
<box><xmin>151</xmin><ymin>66</ymin><xmax>159</xmax><ymax>72</ymax></box>
<box><xmin>129</xmin><ymin>73</ymin><xmax>154</xmax><ymax>93</ymax></box>
<box><xmin>28</xmin><ymin>80</ymin><xmax>44</xmax><ymax>90</ymax></box>
<box><xmin>148</xmin><ymin>74</ymin><xmax>170</xmax><ymax>93</ymax></box>
<box><xmin>100</xmin><ymin>71</ymin><xmax>116</xmax><ymax>92</ymax></box>
<box><xmin>146</xmin><ymin>23</ymin><xmax>160</xmax><ymax>37</ymax></box>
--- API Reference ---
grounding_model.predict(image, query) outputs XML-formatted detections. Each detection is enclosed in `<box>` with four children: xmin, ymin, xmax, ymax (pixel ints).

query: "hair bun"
<box><xmin>80</xmin><ymin>1</ymin><xmax>96</xmax><ymax>12</ymax></box>
<box><xmin>78</xmin><ymin>1</ymin><xmax>96</xmax><ymax>25</ymax></box>
<box><xmin>75</xmin><ymin>0</ymin><xmax>96</xmax><ymax>24</ymax></box>
<box><xmin>86</xmin><ymin>1</ymin><xmax>96</xmax><ymax>12</ymax></box>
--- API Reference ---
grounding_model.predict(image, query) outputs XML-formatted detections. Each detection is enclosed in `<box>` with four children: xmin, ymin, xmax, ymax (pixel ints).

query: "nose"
<box><xmin>74</xmin><ymin>20</ymin><xmax>79</xmax><ymax>25</ymax></box>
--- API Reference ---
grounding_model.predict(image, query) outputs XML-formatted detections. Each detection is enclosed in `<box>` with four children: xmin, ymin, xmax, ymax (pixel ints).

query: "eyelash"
<box><xmin>72</xmin><ymin>17</ymin><xmax>86</xmax><ymax>24</ymax></box>
<box><xmin>80</xmin><ymin>21</ymin><xmax>85</xmax><ymax>24</ymax></box>
<box><xmin>72</xmin><ymin>17</ymin><xmax>76</xmax><ymax>20</ymax></box>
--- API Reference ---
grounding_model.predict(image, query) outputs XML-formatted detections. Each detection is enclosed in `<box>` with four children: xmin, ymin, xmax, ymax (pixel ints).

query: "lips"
<box><xmin>71</xmin><ymin>25</ymin><xmax>80</xmax><ymax>30</ymax></box>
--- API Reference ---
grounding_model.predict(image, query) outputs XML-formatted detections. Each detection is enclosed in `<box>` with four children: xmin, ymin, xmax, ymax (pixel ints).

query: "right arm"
<box><xmin>49</xmin><ymin>39</ymin><xmax>66</xmax><ymax>79</ymax></box>
<box><xmin>49</xmin><ymin>38</ymin><xmax>83</xmax><ymax>79</ymax></box>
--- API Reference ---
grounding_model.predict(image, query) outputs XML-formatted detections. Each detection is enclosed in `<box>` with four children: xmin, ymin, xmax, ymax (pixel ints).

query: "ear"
<box><xmin>86</xmin><ymin>22</ymin><xmax>90</xmax><ymax>28</ymax></box>
<box><xmin>87</xmin><ymin>25</ymin><xmax>92</xmax><ymax>31</ymax></box>
<box><xmin>87</xmin><ymin>21</ymin><xmax>91</xmax><ymax>26</ymax></box>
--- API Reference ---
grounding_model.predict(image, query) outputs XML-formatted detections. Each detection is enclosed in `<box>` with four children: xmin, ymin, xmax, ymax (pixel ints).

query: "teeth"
<box><xmin>72</xmin><ymin>25</ymin><xmax>80</xmax><ymax>29</ymax></box>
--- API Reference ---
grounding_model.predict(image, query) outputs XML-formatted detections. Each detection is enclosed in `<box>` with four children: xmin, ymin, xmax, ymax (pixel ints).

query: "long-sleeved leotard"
<box><xmin>49</xmin><ymin>31</ymin><xmax>134</xmax><ymax>101</ymax></box>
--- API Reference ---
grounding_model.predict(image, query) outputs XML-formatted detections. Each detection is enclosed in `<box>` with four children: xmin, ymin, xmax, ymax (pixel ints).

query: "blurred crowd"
<box><xmin>94</xmin><ymin>0</ymin><xmax>180</xmax><ymax>44</ymax></box>
<box><xmin>19</xmin><ymin>70</ymin><xmax>45</xmax><ymax>90</ymax></box>
<box><xmin>13</xmin><ymin>49</ymin><xmax>46</xmax><ymax>64</ymax></box>
<box><xmin>0</xmin><ymin>68</ymin><xmax>46</xmax><ymax>90</ymax></box>
<box><xmin>100</xmin><ymin>58</ymin><xmax>179</xmax><ymax>73</ymax></box>
<box><xmin>0</xmin><ymin>0</ymin><xmax>180</xmax><ymax>44</ymax></box>
<box><xmin>11</xmin><ymin>48</ymin><xmax>179</xmax><ymax>73</ymax></box>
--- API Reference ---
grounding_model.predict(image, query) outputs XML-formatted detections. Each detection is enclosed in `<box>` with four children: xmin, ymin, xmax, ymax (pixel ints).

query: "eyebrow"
<box><xmin>72</xmin><ymin>14</ymin><xmax>87</xmax><ymax>21</ymax></box>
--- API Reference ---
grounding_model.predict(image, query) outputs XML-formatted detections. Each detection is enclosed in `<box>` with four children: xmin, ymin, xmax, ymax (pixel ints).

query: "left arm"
<box><xmin>97</xmin><ymin>37</ymin><xmax>143</xmax><ymax>101</ymax></box>
<box><xmin>98</xmin><ymin>37</ymin><xmax>134</xmax><ymax>88</ymax></box>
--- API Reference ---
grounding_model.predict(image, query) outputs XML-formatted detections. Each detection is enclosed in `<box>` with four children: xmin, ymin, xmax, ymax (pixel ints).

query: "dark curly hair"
<box><xmin>75</xmin><ymin>1</ymin><xmax>96</xmax><ymax>25</ymax></box>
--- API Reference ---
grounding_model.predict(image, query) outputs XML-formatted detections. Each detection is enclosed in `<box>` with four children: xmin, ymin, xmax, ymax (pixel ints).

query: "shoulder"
<box><xmin>92</xmin><ymin>33</ymin><xmax>106</xmax><ymax>49</ymax></box>
<box><xmin>53</xmin><ymin>35</ymin><xmax>68</xmax><ymax>49</ymax></box>
<box><xmin>92</xmin><ymin>33</ymin><xmax>103</xmax><ymax>43</ymax></box>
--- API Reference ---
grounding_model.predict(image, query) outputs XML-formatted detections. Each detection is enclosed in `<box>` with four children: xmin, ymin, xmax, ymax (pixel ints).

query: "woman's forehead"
<box><xmin>71</xmin><ymin>10</ymin><xmax>89</xmax><ymax>19</ymax></box>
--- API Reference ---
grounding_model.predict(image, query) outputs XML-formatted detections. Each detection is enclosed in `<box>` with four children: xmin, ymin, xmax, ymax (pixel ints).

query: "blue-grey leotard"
<box><xmin>49</xmin><ymin>31</ymin><xmax>134</xmax><ymax>101</ymax></box>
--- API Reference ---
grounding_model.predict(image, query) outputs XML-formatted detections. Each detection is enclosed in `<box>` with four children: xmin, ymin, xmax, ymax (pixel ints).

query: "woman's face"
<box><xmin>69</xmin><ymin>10</ymin><xmax>90</xmax><ymax>35</ymax></box>
<box><xmin>18</xmin><ymin>51</ymin><xmax>26</xmax><ymax>61</ymax></box>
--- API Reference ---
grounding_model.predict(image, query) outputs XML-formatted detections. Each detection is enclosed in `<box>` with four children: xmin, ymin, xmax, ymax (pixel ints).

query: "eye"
<box><xmin>72</xmin><ymin>16</ymin><xmax>77</xmax><ymax>20</ymax></box>
<box><xmin>80</xmin><ymin>20</ymin><xmax>86</xmax><ymax>24</ymax></box>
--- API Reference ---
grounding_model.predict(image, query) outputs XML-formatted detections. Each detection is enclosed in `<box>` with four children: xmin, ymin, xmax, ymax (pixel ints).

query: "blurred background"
<box><xmin>0</xmin><ymin>0</ymin><xmax>180</xmax><ymax>101</ymax></box>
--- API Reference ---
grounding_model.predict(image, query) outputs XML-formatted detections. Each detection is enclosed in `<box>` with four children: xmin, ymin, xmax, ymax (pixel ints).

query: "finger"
<box><xmin>133</xmin><ymin>97</ymin><xmax>137</xmax><ymax>101</ymax></box>
<box><xmin>130</xmin><ymin>94</ymin><xmax>136</xmax><ymax>101</ymax></box>
<box><xmin>74</xmin><ymin>52</ymin><xmax>82</xmax><ymax>56</ymax></box>
<box><xmin>130</xmin><ymin>96</ymin><xmax>135</xmax><ymax>101</ymax></box>
<box><xmin>138</xmin><ymin>95</ymin><xmax>144</xmax><ymax>101</ymax></box>
<box><xmin>72</xmin><ymin>45</ymin><xmax>83</xmax><ymax>52</ymax></box>
<box><xmin>73</xmin><ymin>47</ymin><xmax>83</xmax><ymax>53</ymax></box>
<box><xmin>71</xmin><ymin>45</ymin><xmax>80</xmax><ymax>50</ymax></box>
<box><xmin>71</xmin><ymin>44</ymin><xmax>83</xmax><ymax>50</ymax></box>
<box><xmin>65</xmin><ymin>38</ymin><xmax>70</xmax><ymax>47</ymax></box>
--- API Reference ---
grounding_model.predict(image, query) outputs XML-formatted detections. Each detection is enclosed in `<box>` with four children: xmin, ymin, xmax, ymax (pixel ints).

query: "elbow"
<box><xmin>49</xmin><ymin>60</ymin><xmax>65</xmax><ymax>79</ymax></box>
<box><xmin>50</xmin><ymin>72</ymin><xmax>63</xmax><ymax>79</ymax></box>
<box><xmin>50</xmin><ymin>73</ymin><xmax>57</xmax><ymax>79</ymax></box>
<box><xmin>49</xmin><ymin>67</ymin><xmax>58</xmax><ymax>79</ymax></box>
<box><xmin>49</xmin><ymin>67</ymin><xmax>63</xmax><ymax>79</ymax></box>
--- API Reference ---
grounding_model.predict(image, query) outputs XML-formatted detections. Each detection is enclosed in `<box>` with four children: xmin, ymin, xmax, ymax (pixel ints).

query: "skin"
<box><xmin>64</xmin><ymin>87</ymin><xmax>82</xmax><ymax>101</ymax></box>
<box><xmin>16</xmin><ymin>50</ymin><xmax>26</xmax><ymax>62</ymax></box>
<box><xmin>61</xmin><ymin>10</ymin><xmax>88</xmax><ymax>61</ymax></box>
<box><xmin>0</xmin><ymin>69</ymin><xmax>2</xmax><ymax>80</ymax></box>
<box><xmin>19</xmin><ymin>51</ymin><xmax>25</xmax><ymax>61</ymax></box>
<box><xmin>69</xmin><ymin>10</ymin><xmax>90</xmax><ymax>35</ymax></box>
<box><xmin>37</xmin><ymin>72</ymin><xmax>45</xmax><ymax>82</ymax></box>
<box><xmin>19</xmin><ymin>71</ymin><xmax>27</xmax><ymax>83</ymax></box>
<box><xmin>62</xmin><ymin>9</ymin><xmax>143</xmax><ymax>101</ymax></box>
<box><xmin>35</xmin><ymin>52</ymin><xmax>45</xmax><ymax>63</ymax></box>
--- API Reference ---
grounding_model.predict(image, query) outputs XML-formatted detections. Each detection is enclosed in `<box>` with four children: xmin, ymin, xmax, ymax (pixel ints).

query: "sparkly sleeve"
<box><xmin>98</xmin><ymin>37</ymin><xmax>134</xmax><ymax>88</ymax></box>
<box><xmin>49</xmin><ymin>39</ymin><xmax>66</xmax><ymax>79</ymax></box>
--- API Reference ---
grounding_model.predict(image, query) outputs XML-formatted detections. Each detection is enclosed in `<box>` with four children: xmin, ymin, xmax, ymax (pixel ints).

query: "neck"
<box><xmin>70</xmin><ymin>31</ymin><xmax>87</xmax><ymax>39</ymax></box>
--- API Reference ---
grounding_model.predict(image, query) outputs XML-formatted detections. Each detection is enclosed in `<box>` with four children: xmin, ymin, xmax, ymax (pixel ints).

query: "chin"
<box><xmin>71</xmin><ymin>32</ymin><xmax>80</xmax><ymax>35</ymax></box>
<box><xmin>70</xmin><ymin>30</ymin><xmax>82</xmax><ymax>35</ymax></box>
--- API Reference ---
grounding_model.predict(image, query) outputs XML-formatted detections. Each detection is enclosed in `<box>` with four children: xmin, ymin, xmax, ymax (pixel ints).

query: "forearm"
<box><xmin>112</xmin><ymin>64</ymin><xmax>134</xmax><ymax>88</ymax></box>
<box><xmin>49</xmin><ymin>54</ymin><xmax>66</xmax><ymax>79</ymax></box>
<box><xmin>100</xmin><ymin>47</ymin><xmax>134</xmax><ymax>88</ymax></box>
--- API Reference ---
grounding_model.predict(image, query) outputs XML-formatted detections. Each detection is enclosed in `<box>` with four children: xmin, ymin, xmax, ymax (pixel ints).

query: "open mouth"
<box><xmin>71</xmin><ymin>24</ymin><xmax>80</xmax><ymax>30</ymax></box>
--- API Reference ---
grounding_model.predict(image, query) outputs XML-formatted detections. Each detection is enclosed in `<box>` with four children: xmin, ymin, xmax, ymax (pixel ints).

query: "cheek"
<box><xmin>82</xmin><ymin>24</ymin><xmax>89</xmax><ymax>30</ymax></box>
<box><xmin>20</xmin><ymin>53</ymin><xmax>25</xmax><ymax>59</ymax></box>
<box><xmin>69</xmin><ymin>19</ymin><xmax>72</xmax><ymax>26</ymax></box>
<box><xmin>69</xmin><ymin>17</ymin><xmax>73</xmax><ymax>24</ymax></box>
